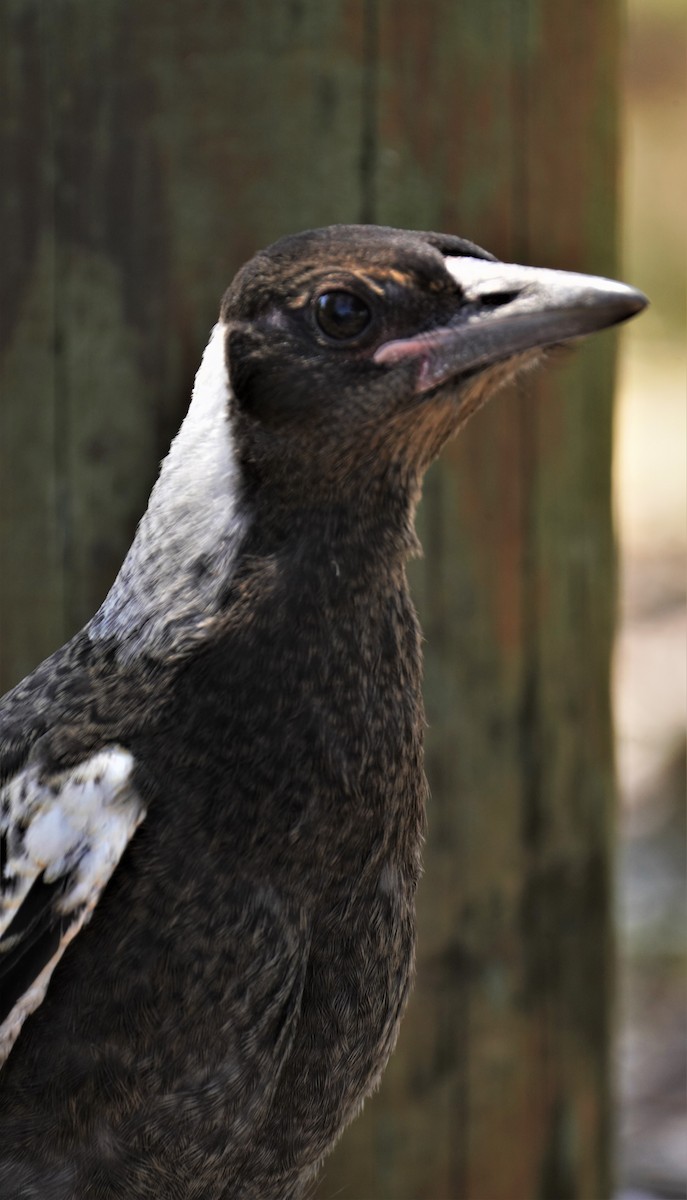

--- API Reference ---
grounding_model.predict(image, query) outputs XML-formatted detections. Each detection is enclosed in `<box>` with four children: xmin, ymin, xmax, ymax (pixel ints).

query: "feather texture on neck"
<box><xmin>90</xmin><ymin>324</ymin><xmax>249</xmax><ymax>658</ymax></box>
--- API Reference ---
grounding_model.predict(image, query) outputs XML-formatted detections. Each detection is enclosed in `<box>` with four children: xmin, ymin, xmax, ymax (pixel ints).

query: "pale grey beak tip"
<box><xmin>614</xmin><ymin>284</ymin><xmax>649</xmax><ymax>321</ymax></box>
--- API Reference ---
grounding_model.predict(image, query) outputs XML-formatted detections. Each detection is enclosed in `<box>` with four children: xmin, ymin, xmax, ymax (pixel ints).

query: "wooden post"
<box><xmin>0</xmin><ymin>3</ymin><xmax>621</xmax><ymax>1196</ymax></box>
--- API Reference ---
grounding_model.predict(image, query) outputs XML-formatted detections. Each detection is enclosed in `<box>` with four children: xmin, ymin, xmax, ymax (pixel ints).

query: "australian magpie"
<box><xmin>0</xmin><ymin>225</ymin><xmax>645</xmax><ymax>1198</ymax></box>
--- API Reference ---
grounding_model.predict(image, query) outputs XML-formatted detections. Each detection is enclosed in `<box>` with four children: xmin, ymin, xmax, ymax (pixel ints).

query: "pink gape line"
<box><xmin>373</xmin><ymin>329</ymin><xmax>454</xmax><ymax>393</ymax></box>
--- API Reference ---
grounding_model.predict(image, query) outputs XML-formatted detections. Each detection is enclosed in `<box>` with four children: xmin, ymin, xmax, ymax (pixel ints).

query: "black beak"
<box><xmin>374</xmin><ymin>256</ymin><xmax>648</xmax><ymax>394</ymax></box>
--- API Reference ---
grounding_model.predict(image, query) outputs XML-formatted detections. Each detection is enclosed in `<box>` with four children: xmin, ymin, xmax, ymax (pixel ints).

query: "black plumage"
<box><xmin>0</xmin><ymin>225</ymin><xmax>645</xmax><ymax>1198</ymax></box>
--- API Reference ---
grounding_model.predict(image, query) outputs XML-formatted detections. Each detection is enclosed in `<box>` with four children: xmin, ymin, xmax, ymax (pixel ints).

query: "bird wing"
<box><xmin>0</xmin><ymin>746</ymin><xmax>145</xmax><ymax>1066</ymax></box>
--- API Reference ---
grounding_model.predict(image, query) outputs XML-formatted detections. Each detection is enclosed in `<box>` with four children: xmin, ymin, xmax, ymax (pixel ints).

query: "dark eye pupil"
<box><xmin>315</xmin><ymin>291</ymin><xmax>371</xmax><ymax>340</ymax></box>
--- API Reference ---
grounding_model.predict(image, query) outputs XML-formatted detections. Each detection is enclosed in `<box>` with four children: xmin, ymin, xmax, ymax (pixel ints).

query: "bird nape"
<box><xmin>0</xmin><ymin>225</ymin><xmax>645</xmax><ymax>1199</ymax></box>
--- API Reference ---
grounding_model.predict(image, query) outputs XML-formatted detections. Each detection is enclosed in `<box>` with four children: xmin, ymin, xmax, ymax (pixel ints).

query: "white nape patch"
<box><xmin>0</xmin><ymin>747</ymin><xmax>145</xmax><ymax>1065</ymax></box>
<box><xmin>158</xmin><ymin>321</ymin><xmax>247</xmax><ymax>556</ymax></box>
<box><xmin>162</xmin><ymin>322</ymin><xmax>235</xmax><ymax>493</ymax></box>
<box><xmin>90</xmin><ymin>322</ymin><xmax>249</xmax><ymax>651</ymax></box>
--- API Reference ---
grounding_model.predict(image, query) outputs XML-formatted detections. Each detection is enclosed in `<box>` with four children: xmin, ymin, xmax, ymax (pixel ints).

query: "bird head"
<box><xmin>220</xmin><ymin>225</ymin><xmax>646</xmax><ymax>508</ymax></box>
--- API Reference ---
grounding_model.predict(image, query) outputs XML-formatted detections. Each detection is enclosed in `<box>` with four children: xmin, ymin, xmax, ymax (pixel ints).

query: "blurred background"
<box><xmin>0</xmin><ymin>1</ymin><xmax>684</xmax><ymax>1196</ymax></box>
<box><xmin>614</xmin><ymin>0</ymin><xmax>686</xmax><ymax>1194</ymax></box>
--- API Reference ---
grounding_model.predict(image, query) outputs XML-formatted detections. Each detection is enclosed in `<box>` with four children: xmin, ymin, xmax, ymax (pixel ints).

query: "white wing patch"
<box><xmin>0</xmin><ymin>746</ymin><xmax>145</xmax><ymax>1065</ymax></box>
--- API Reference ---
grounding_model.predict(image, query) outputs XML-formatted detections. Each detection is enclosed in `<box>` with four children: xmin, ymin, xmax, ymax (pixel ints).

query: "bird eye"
<box><xmin>315</xmin><ymin>291</ymin><xmax>371</xmax><ymax>340</ymax></box>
